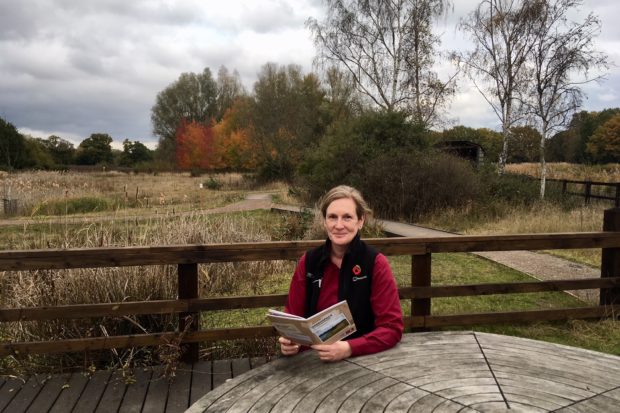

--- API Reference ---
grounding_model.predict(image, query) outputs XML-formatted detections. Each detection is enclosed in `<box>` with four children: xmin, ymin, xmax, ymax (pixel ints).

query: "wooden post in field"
<box><xmin>562</xmin><ymin>180</ymin><xmax>567</xmax><ymax>196</ymax></box>
<box><xmin>412</xmin><ymin>253</ymin><xmax>431</xmax><ymax>332</ymax></box>
<box><xmin>585</xmin><ymin>181</ymin><xmax>592</xmax><ymax>205</ymax></box>
<box><xmin>178</xmin><ymin>263</ymin><xmax>199</xmax><ymax>363</ymax></box>
<box><xmin>601</xmin><ymin>209</ymin><xmax>620</xmax><ymax>310</ymax></box>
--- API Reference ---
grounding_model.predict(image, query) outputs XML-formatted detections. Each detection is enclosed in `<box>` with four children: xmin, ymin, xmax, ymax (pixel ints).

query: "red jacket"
<box><xmin>285</xmin><ymin>252</ymin><xmax>403</xmax><ymax>356</ymax></box>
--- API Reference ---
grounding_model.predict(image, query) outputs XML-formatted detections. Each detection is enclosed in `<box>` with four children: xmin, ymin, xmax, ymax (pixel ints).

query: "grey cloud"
<box><xmin>0</xmin><ymin>2</ymin><xmax>39</xmax><ymax>41</ymax></box>
<box><xmin>52</xmin><ymin>0</ymin><xmax>201</xmax><ymax>27</ymax></box>
<box><xmin>0</xmin><ymin>0</ymin><xmax>617</xmax><ymax>149</ymax></box>
<box><xmin>204</xmin><ymin>0</ymin><xmax>309</xmax><ymax>34</ymax></box>
<box><xmin>2</xmin><ymin>93</ymin><xmax>154</xmax><ymax>143</ymax></box>
<box><xmin>239</xmin><ymin>1</ymin><xmax>302</xmax><ymax>33</ymax></box>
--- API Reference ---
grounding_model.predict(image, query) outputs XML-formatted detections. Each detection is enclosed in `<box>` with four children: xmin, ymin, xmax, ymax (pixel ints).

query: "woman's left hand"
<box><xmin>311</xmin><ymin>341</ymin><xmax>352</xmax><ymax>362</ymax></box>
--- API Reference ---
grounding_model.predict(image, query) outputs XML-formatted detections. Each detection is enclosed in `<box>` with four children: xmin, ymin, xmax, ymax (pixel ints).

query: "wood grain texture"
<box><xmin>187</xmin><ymin>332</ymin><xmax>620</xmax><ymax>413</ymax></box>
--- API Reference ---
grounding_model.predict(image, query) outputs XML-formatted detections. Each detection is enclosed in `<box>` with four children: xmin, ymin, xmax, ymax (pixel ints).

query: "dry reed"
<box><xmin>0</xmin><ymin>210</ymin><xmax>295</xmax><ymax>372</ymax></box>
<box><xmin>506</xmin><ymin>162</ymin><xmax>620</xmax><ymax>182</ymax></box>
<box><xmin>0</xmin><ymin>170</ymin><xmax>265</xmax><ymax>217</ymax></box>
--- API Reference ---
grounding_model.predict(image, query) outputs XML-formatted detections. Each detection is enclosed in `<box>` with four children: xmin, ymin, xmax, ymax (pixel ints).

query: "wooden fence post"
<box><xmin>562</xmin><ymin>180</ymin><xmax>567</xmax><ymax>196</ymax></box>
<box><xmin>412</xmin><ymin>253</ymin><xmax>432</xmax><ymax>332</ymax></box>
<box><xmin>601</xmin><ymin>209</ymin><xmax>620</xmax><ymax>309</ymax></box>
<box><xmin>585</xmin><ymin>181</ymin><xmax>592</xmax><ymax>205</ymax></box>
<box><xmin>178</xmin><ymin>263</ymin><xmax>199</xmax><ymax>363</ymax></box>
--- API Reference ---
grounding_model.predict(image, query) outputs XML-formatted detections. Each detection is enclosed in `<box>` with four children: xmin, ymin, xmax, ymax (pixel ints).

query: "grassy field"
<box><xmin>420</xmin><ymin>202</ymin><xmax>606</xmax><ymax>268</ymax></box>
<box><xmin>419</xmin><ymin>163</ymin><xmax>614</xmax><ymax>268</ymax></box>
<box><xmin>0</xmin><ymin>170</ymin><xmax>289</xmax><ymax>218</ymax></box>
<box><xmin>506</xmin><ymin>162</ymin><xmax>620</xmax><ymax>182</ymax></box>
<box><xmin>1</xmin><ymin>169</ymin><xmax>619</xmax><ymax>375</ymax></box>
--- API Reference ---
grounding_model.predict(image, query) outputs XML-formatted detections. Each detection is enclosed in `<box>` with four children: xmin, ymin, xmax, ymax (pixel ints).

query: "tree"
<box><xmin>175</xmin><ymin>120</ymin><xmax>217</xmax><ymax>171</ymax></box>
<box><xmin>215</xmin><ymin>66</ymin><xmax>245</xmax><ymax>121</ymax></box>
<box><xmin>307</xmin><ymin>0</ymin><xmax>455</xmax><ymax>126</ymax></box>
<box><xmin>151</xmin><ymin>68</ymin><xmax>218</xmax><ymax>162</ymax></box>
<box><xmin>75</xmin><ymin>133</ymin><xmax>114</xmax><ymax>165</ymax></box>
<box><xmin>586</xmin><ymin>113</ymin><xmax>620</xmax><ymax>163</ymax></box>
<box><xmin>545</xmin><ymin>129</ymin><xmax>574</xmax><ymax>162</ymax></box>
<box><xmin>547</xmin><ymin>108</ymin><xmax>620</xmax><ymax>162</ymax></box>
<box><xmin>250</xmin><ymin>63</ymin><xmax>326</xmax><ymax>181</ymax></box>
<box><xmin>44</xmin><ymin>135</ymin><xmax>75</xmax><ymax>166</ymax></box>
<box><xmin>0</xmin><ymin>117</ymin><xmax>27</xmax><ymax>170</ymax></box>
<box><xmin>298</xmin><ymin>110</ymin><xmax>429</xmax><ymax>199</ymax></box>
<box><xmin>120</xmin><ymin>140</ymin><xmax>153</xmax><ymax>167</ymax></box>
<box><xmin>441</xmin><ymin>125</ymin><xmax>503</xmax><ymax>162</ymax></box>
<box><xmin>322</xmin><ymin>66</ymin><xmax>365</xmax><ymax>122</ymax></box>
<box><xmin>458</xmin><ymin>0</ymin><xmax>541</xmax><ymax>173</ymax></box>
<box><xmin>526</xmin><ymin>0</ymin><xmax>607</xmax><ymax>198</ymax></box>
<box><xmin>22</xmin><ymin>137</ymin><xmax>55</xmax><ymax>169</ymax></box>
<box><xmin>297</xmin><ymin>110</ymin><xmax>469</xmax><ymax>219</ymax></box>
<box><xmin>212</xmin><ymin>102</ymin><xmax>256</xmax><ymax>170</ymax></box>
<box><xmin>508</xmin><ymin>126</ymin><xmax>542</xmax><ymax>163</ymax></box>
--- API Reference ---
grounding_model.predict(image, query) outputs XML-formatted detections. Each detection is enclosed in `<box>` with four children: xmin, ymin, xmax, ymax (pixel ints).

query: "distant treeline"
<box><xmin>2</xmin><ymin>106</ymin><xmax>619</xmax><ymax>174</ymax></box>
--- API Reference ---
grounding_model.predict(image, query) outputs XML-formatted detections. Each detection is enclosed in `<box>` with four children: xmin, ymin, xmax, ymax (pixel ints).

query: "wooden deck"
<box><xmin>0</xmin><ymin>357</ymin><xmax>268</xmax><ymax>413</ymax></box>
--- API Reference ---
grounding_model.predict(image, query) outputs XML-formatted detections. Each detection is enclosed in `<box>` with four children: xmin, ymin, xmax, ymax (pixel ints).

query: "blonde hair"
<box><xmin>318</xmin><ymin>185</ymin><xmax>372</xmax><ymax>220</ymax></box>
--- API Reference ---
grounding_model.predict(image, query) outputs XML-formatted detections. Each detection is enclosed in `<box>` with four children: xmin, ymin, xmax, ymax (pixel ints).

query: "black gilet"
<box><xmin>304</xmin><ymin>234</ymin><xmax>377</xmax><ymax>338</ymax></box>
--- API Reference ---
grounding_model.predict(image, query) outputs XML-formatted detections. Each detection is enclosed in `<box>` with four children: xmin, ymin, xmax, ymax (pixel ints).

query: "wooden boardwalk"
<box><xmin>0</xmin><ymin>357</ymin><xmax>268</xmax><ymax>413</ymax></box>
<box><xmin>188</xmin><ymin>332</ymin><xmax>620</xmax><ymax>413</ymax></box>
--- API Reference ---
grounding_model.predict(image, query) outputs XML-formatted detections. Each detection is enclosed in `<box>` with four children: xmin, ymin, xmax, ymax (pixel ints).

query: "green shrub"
<box><xmin>270</xmin><ymin>209</ymin><xmax>315</xmax><ymax>240</ymax></box>
<box><xmin>298</xmin><ymin>110</ymin><xmax>429</xmax><ymax>202</ymax></box>
<box><xmin>363</xmin><ymin>151</ymin><xmax>481</xmax><ymax>220</ymax></box>
<box><xmin>482</xmin><ymin>171</ymin><xmax>568</xmax><ymax>206</ymax></box>
<box><xmin>190</xmin><ymin>168</ymin><xmax>203</xmax><ymax>177</ymax></box>
<box><xmin>204</xmin><ymin>176</ymin><xmax>223</xmax><ymax>190</ymax></box>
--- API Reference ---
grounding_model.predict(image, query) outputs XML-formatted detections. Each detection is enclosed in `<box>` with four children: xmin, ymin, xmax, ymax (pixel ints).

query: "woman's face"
<box><xmin>324</xmin><ymin>197</ymin><xmax>364</xmax><ymax>248</ymax></box>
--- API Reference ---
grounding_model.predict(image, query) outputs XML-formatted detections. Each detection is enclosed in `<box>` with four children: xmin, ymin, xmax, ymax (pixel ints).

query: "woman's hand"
<box><xmin>311</xmin><ymin>341</ymin><xmax>352</xmax><ymax>362</ymax></box>
<box><xmin>279</xmin><ymin>337</ymin><xmax>301</xmax><ymax>356</ymax></box>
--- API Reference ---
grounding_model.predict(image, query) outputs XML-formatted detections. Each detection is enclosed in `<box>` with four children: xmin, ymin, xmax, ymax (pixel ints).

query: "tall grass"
<box><xmin>506</xmin><ymin>162</ymin><xmax>620</xmax><ymax>182</ymax></box>
<box><xmin>2</xmin><ymin>169</ymin><xmax>619</xmax><ymax>376</ymax></box>
<box><xmin>0</xmin><ymin>170</ymin><xmax>272</xmax><ymax>217</ymax></box>
<box><xmin>0</xmin><ymin>211</ymin><xmax>295</xmax><ymax>373</ymax></box>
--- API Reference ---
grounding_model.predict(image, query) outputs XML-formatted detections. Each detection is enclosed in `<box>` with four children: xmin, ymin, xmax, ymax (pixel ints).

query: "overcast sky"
<box><xmin>1</xmin><ymin>0</ymin><xmax>618</xmax><ymax>150</ymax></box>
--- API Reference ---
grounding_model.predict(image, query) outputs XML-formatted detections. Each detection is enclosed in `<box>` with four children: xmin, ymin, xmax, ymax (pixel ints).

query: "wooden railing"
<box><xmin>547</xmin><ymin>178</ymin><xmax>620</xmax><ymax>206</ymax></box>
<box><xmin>2</xmin><ymin>210</ymin><xmax>620</xmax><ymax>363</ymax></box>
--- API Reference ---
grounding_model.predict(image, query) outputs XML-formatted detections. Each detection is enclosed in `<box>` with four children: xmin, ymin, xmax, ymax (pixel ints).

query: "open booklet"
<box><xmin>267</xmin><ymin>300</ymin><xmax>357</xmax><ymax>346</ymax></box>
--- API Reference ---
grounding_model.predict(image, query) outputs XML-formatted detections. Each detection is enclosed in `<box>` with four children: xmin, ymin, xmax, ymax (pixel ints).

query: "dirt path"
<box><xmin>380</xmin><ymin>218</ymin><xmax>600</xmax><ymax>304</ymax></box>
<box><xmin>475</xmin><ymin>250</ymin><xmax>599</xmax><ymax>304</ymax></box>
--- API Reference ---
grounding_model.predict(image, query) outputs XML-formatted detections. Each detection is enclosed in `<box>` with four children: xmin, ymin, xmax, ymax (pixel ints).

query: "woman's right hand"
<box><xmin>279</xmin><ymin>337</ymin><xmax>300</xmax><ymax>356</ymax></box>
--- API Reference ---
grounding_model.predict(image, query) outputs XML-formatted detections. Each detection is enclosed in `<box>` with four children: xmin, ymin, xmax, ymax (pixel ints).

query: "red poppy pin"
<box><xmin>352</xmin><ymin>265</ymin><xmax>362</xmax><ymax>275</ymax></box>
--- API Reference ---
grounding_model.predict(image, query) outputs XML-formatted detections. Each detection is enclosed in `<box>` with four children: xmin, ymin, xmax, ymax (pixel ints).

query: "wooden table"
<box><xmin>187</xmin><ymin>331</ymin><xmax>620</xmax><ymax>412</ymax></box>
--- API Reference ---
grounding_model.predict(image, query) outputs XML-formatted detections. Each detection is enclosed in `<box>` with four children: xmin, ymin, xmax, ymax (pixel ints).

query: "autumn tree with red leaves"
<box><xmin>175</xmin><ymin>120</ymin><xmax>217</xmax><ymax>170</ymax></box>
<box><xmin>212</xmin><ymin>99</ymin><xmax>257</xmax><ymax>170</ymax></box>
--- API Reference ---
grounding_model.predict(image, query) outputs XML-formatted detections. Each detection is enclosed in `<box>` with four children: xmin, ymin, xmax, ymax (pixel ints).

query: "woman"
<box><xmin>279</xmin><ymin>185</ymin><xmax>403</xmax><ymax>362</ymax></box>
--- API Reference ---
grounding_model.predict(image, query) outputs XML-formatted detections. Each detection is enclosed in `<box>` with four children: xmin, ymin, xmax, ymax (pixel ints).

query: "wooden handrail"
<box><xmin>400</xmin><ymin>277</ymin><xmax>620</xmax><ymax>298</ymax></box>
<box><xmin>3</xmin><ymin>277</ymin><xmax>619</xmax><ymax>322</ymax></box>
<box><xmin>2</xmin><ymin>232</ymin><xmax>620</xmax><ymax>270</ymax></box>
<box><xmin>546</xmin><ymin>177</ymin><xmax>620</xmax><ymax>187</ymax></box>
<box><xmin>3</xmin><ymin>305</ymin><xmax>619</xmax><ymax>356</ymax></box>
<box><xmin>2</xmin><ymin>228</ymin><xmax>620</xmax><ymax>360</ymax></box>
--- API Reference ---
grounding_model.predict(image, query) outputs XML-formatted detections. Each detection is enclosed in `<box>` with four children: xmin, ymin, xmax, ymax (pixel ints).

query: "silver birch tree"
<box><xmin>526</xmin><ymin>0</ymin><xmax>607</xmax><ymax>198</ymax></box>
<box><xmin>457</xmin><ymin>0</ymin><xmax>541</xmax><ymax>174</ymax></box>
<box><xmin>307</xmin><ymin>0</ymin><xmax>455</xmax><ymax>127</ymax></box>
